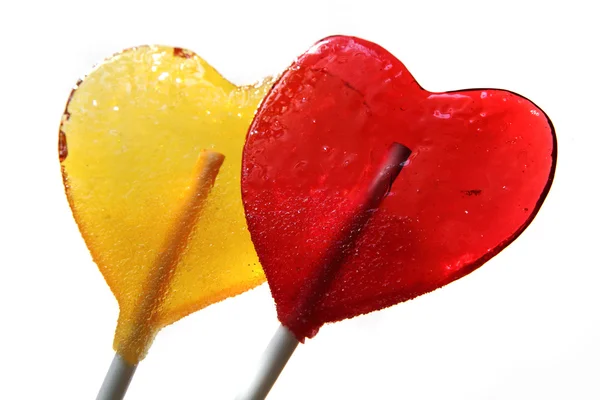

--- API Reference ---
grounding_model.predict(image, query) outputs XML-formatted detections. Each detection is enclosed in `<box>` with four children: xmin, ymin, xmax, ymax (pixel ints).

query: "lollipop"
<box><xmin>59</xmin><ymin>45</ymin><xmax>272</xmax><ymax>398</ymax></box>
<box><xmin>237</xmin><ymin>35</ymin><xmax>556</xmax><ymax>398</ymax></box>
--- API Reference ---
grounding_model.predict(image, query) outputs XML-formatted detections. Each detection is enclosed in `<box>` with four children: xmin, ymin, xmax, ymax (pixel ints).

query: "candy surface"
<box><xmin>242</xmin><ymin>36</ymin><xmax>556</xmax><ymax>340</ymax></box>
<box><xmin>60</xmin><ymin>46</ymin><xmax>271</xmax><ymax>363</ymax></box>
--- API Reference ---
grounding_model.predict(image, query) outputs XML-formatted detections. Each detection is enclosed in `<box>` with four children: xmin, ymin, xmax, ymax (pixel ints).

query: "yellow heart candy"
<box><xmin>59</xmin><ymin>45</ymin><xmax>272</xmax><ymax>364</ymax></box>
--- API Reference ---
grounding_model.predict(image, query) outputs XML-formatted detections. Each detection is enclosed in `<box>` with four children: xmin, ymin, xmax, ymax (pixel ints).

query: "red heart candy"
<box><xmin>242</xmin><ymin>36</ymin><xmax>556</xmax><ymax>341</ymax></box>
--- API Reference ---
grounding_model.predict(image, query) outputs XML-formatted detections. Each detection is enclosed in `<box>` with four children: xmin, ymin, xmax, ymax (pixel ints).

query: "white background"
<box><xmin>1</xmin><ymin>0</ymin><xmax>599</xmax><ymax>399</ymax></box>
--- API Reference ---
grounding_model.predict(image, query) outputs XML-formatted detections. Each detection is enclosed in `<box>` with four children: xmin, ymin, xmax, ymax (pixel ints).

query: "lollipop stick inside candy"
<box><xmin>97</xmin><ymin>150</ymin><xmax>225</xmax><ymax>400</ymax></box>
<box><xmin>236</xmin><ymin>143</ymin><xmax>411</xmax><ymax>400</ymax></box>
<box><xmin>291</xmin><ymin>142</ymin><xmax>412</xmax><ymax>329</ymax></box>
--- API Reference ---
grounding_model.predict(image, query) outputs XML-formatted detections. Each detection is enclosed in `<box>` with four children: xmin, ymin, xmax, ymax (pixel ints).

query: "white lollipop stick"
<box><xmin>235</xmin><ymin>142</ymin><xmax>412</xmax><ymax>400</ymax></box>
<box><xmin>97</xmin><ymin>354</ymin><xmax>137</xmax><ymax>400</ymax></box>
<box><xmin>236</xmin><ymin>325</ymin><xmax>299</xmax><ymax>400</ymax></box>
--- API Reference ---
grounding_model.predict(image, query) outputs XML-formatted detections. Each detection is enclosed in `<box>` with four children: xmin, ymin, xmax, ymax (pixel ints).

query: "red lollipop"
<box><xmin>238</xmin><ymin>35</ymin><xmax>555</xmax><ymax>398</ymax></box>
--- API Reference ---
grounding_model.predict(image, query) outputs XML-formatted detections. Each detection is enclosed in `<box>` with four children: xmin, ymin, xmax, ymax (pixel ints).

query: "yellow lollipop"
<box><xmin>59</xmin><ymin>45</ymin><xmax>271</xmax><ymax>395</ymax></box>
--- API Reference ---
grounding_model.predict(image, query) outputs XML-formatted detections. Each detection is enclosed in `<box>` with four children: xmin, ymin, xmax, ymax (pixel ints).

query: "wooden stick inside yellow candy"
<box><xmin>98</xmin><ymin>150</ymin><xmax>224</xmax><ymax>400</ymax></box>
<box><xmin>59</xmin><ymin>45</ymin><xmax>272</xmax><ymax>398</ymax></box>
<box><xmin>122</xmin><ymin>150</ymin><xmax>225</xmax><ymax>360</ymax></box>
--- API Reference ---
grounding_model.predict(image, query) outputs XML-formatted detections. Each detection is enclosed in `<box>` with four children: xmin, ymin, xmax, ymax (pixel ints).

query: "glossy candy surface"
<box><xmin>60</xmin><ymin>46</ymin><xmax>271</xmax><ymax>363</ymax></box>
<box><xmin>242</xmin><ymin>36</ymin><xmax>556</xmax><ymax>340</ymax></box>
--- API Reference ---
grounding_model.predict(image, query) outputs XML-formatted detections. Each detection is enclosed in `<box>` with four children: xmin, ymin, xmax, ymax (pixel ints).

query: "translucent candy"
<box><xmin>60</xmin><ymin>46</ymin><xmax>272</xmax><ymax>363</ymax></box>
<box><xmin>241</xmin><ymin>36</ymin><xmax>556</xmax><ymax>340</ymax></box>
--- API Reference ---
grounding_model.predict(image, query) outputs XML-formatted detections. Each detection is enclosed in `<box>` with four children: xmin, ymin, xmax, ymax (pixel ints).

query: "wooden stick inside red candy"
<box><xmin>239</xmin><ymin>35</ymin><xmax>556</xmax><ymax>398</ymax></box>
<box><xmin>237</xmin><ymin>143</ymin><xmax>411</xmax><ymax>399</ymax></box>
<box><xmin>289</xmin><ymin>143</ymin><xmax>411</xmax><ymax>327</ymax></box>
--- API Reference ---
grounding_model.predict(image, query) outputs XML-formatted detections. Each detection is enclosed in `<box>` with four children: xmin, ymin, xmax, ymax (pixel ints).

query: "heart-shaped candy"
<box><xmin>60</xmin><ymin>46</ymin><xmax>272</xmax><ymax>363</ymax></box>
<box><xmin>241</xmin><ymin>36</ymin><xmax>556</xmax><ymax>340</ymax></box>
